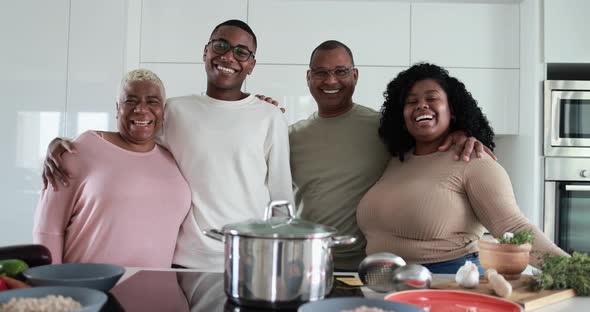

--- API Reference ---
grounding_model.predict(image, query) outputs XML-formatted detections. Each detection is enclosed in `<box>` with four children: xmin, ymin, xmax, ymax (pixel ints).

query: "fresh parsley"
<box><xmin>530</xmin><ymin>252</ymin><xmax>590</xmax><ymax>296</ymax></box>
<box><xmin>497</xmin><ymin>229</ymin><xmax>534</xmax><ymax>245</ymax></box>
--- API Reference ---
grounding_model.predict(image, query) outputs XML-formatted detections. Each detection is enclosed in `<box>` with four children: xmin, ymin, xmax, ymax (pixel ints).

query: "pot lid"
<box><xmin>222</xmin><ymin>201</ymin><xmax>338</xmax><ymax>239</ymax></box>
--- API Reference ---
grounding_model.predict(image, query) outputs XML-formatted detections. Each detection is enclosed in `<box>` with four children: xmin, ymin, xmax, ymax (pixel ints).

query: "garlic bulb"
<box><xmin>455</xmin><ymin>260</ymin><xmax>480</xmax><ymax>288</ymax></box>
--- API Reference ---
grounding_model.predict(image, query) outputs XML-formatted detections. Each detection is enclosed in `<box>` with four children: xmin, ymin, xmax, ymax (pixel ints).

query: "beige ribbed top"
<box><xmin>357</xmin><ymin>150</ymin><xmax>567</xmax><ymax>267</ymax></box>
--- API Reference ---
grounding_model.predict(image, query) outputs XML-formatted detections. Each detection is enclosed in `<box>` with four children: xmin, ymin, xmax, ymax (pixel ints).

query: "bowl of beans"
<box><xmin>0</xmin><ymin>286</ymin><xmax>107</xmax><ymax>312</ymax></box>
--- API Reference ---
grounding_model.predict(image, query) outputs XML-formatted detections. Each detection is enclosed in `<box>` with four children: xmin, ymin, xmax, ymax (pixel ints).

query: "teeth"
<box><xmin>322</xmin><ymin>89</ymin><xmax>339</xmax><ymax>94</ymax></box>
<box><xmin>217</xmin><ymin>65</ymin><xmax>236</xmax><ymax>74</ymax></box>
<box><xmin>132</xmin><ymin>120</ymin><xmax>152</xmax><ymax>126</ymax></box>
<box><xmin>415</xmin><ymin>115</ymin><xmax>434</xmax><ymax>122</ymax></box>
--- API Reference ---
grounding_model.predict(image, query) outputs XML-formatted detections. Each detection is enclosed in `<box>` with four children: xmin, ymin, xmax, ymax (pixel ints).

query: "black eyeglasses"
<box><xmin>207</xmin><ymin>39</ymin><xmax>255</xmax><ymax>62</ymax></box>
<box><xmin>309</xmin><ymin>67</ymin><xmax>355</xmax><ymax>80</ymax></box>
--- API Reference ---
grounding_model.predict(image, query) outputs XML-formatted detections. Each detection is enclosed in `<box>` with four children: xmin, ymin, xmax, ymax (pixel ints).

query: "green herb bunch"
<box><xmin>497</xmin><ymin>229</ymin><xmax>534</xmax><ymax>245</ymax></box>
<box><xmin>530</xmin><ymin>252</ymin><xmax>590</xmax><ymax>296</ymax></box>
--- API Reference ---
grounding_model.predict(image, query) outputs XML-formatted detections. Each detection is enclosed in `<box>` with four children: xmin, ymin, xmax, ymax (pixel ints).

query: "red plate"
<box><xmin>385</xmin><ymin>289</ymin><xmax>523</xmax><ymax>312</ymax></box>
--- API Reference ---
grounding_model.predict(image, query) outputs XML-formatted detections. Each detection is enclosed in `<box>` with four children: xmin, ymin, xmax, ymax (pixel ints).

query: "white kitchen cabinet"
<box><xmin>411</xmin><ymin>2</ymin><xmax>519</xmax><ymax>69</ymax></box>
<box><xmin>245</xmin><ymin>65</ymin><xmax>315</xmax><ymax>125</ymax></box>
<box><xmin>447</xmin><ymin>68</ymin><xmax>519</xmax><ymax>135</ymax></box>
<box><xmin>245</xmin><ymin>65</ymin><xmax>404</xmax><ymax>125</ymax></box>
<box><xmin>0</xmin><ymin>0</ymin><xmax>70</xmax><ymax>245</ymax></box>
<box><xmin>544</xmin><ymin>0</ymin><xmax>590</xmax><ymax>63</ymax></box>
<box><xmin>248</xmin><ymin>0</ymin><xmax>410</xmax><ymax>66</ymax></box>
<box><xmin>141</xmin><ymin>63</ymin><xmax>207</xmax><ymax>98</ymax></box>
<box><xmin>65</xmin><ymin>0</ymin><xmax>127</xmax><ymax>137</ymax></box>
<box><xmin>140</xmin><ymin>0</ymin><xmax>248</xmax><ymax>63</ymax></box>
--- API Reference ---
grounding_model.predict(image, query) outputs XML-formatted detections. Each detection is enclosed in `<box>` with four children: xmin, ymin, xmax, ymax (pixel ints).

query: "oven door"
<box><xmin>544</xmin><ymin>80</ymin><xmax>590</xmax><ymax>157</ymax></box>
<box><xmin>545</xmin><ymin>182</ymin><xmax>590</xmax><ymax>254</ymax></box>
<box><xmin>545</xmin><ymin>157</ymin><xmax>590</xmax><ymax>254</ymax></box>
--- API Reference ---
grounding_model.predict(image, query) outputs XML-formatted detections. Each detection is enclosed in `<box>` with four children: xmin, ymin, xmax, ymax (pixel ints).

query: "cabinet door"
<box><xmin>66</xmin><ymin>0</ymin><xmax>127</xmax><ymax>136</ymax></box>
<box><xmin>248</xmin><ymin>0</ymin><xmax>410</xmax><ymax>66</ymax></box>
<box><xmin>140</xmin><ymin>0</ymin><xmax>248</xmax><ymax>63</ymax></box>
<box><xmin>141</xmin><ymin>63</ymin><xmax>207</xmax><ymax>98</ymax></box>
<box><xmin>245</xmin><ymin>65</ymin><xmax>404</xmax><ymax>125</ymax></box>
<box><xmin>0</xmin><ymin>0</ymin><xmax>69</xmax><ymax>245</ymax></box>
<box><xmin>544</xmin><ymin>0</ymin><xmax>590</xmax><ymax>63</ymax></box>
<box><xmin>411</xmin><ymin>2</ymin><xmax>519</xmax><ymax>69</ymax></box>
<box><xmin>448</xmin><ymin>68</ymin><xmax>519</xmax><ymax>135</ymax></box>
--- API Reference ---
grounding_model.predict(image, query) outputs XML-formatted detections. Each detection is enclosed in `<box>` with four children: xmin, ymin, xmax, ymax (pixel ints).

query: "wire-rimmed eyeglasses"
<box><xmin>309</xmin><ymin>67</ymin><xmax>355</xmax><ymax>80</ymax></box>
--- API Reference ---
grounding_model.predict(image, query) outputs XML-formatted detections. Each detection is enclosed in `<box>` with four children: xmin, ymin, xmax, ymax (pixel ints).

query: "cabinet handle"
<box><xmin>564</xmin><ymin>185</ymin><xmax>590</xmax><ymax>192</ymax></box>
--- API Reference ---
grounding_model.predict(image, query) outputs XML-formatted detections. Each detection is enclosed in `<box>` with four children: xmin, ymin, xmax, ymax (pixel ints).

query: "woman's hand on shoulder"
<box><xmin>438</xmin><ymin>131</ymin><xmax>497</xmax><ymax>162</ymax></box>
<box><xmin>43</xmin><ymin>137</ymin><xmax>76</xmax><ymax>191</ymax></box>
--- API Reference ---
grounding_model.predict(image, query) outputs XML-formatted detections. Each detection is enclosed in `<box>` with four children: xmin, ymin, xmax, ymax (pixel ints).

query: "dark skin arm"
<box><xmin>42</xmin><ymin>105</ymin><xmax>496</xmax><ymax>190</ymax></box>
<box><xmin>42</xmin><ymin>137</ymin><xmax>76</xmax><ymax>191</ymax></box>
<box><xmin>439</xmin><ymin>131</ymin><xmax>497</xmax><ymax>161</ymax></box>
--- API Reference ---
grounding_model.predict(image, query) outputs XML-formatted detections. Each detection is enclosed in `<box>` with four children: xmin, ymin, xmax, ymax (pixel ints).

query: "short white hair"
<box><xmin>117</xmin><ymin>68</ymin><xmax>166</xmax><ymax>100</ymax></box>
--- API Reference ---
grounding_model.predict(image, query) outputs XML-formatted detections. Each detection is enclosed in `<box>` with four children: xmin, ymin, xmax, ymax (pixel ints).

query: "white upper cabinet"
<box><xmin>66</xmin><ymin>0</ymin><xmax>127</xmax><ymax>136</ymax></box>
<box><xmin>411</xmin><ymin>2</ymin><xmax>519</xmax><ymax>68</ymax></box>
<box><xmin>245</xmin><ymin>65</ymin><xmax>404</xmax><ymax>125</ymax></box>
<box><xmin>448</xmin><ymin>68</ymin><xmax>519</xmax><ymax>135</ymax></box>
<box><xmin>140</xmin><ymin>0</ymin><xmax>248</xmax><ymax>63</ymax></box>
<box><xmin>248</xmin><ymin>0</ymin><xmax>410</xmax><ymax>66</ymax></box>
<box><xmin>544</xmin><ymin>0</ymin><xmax>590</xmax><ymax>63</ymax></box>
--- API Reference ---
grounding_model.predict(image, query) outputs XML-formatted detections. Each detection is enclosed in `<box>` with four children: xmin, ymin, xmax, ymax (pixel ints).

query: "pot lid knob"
<box><xmin>264</xmin><ymin>200</ymin><xmax>295</xmax><ymax>221</ymax></box>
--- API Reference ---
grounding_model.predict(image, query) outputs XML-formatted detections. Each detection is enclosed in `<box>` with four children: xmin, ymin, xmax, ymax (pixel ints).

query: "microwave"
<box><xmin>544</xmin><ymin>80</ymin><xmax>590</xmax><ymax>157</ymax></box>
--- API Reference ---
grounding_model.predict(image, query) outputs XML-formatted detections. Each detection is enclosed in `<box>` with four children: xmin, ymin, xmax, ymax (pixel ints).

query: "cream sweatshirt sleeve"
<box><xmin>264</xmin><ymin>111</ymin><xmax>295</xmax><ymax>207</ymax></box>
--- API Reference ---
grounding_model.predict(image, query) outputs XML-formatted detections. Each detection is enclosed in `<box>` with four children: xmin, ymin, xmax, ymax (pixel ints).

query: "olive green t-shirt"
<box><xmin>289</xmin><ymin>104</ymin><xmax>390</xmax><ymax>270</ymax></box>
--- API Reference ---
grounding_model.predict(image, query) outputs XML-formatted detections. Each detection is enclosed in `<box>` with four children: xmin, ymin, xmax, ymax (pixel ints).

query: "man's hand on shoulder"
<box><xmin>438</xmin><ymin>131</ymin><xmax>497</xmax><ymax>162</ymax></box>
<box><xmin>256</xmin><ymin>94</ymin><xmax>285</xmax><ymax>113</ymax></box>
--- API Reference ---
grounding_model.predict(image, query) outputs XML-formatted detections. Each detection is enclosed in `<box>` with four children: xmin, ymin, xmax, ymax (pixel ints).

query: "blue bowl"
<box><xmin>0</xmin><ymin>286</ymin><xmax>107</xmax><ymax>312</ymax></box>
<box><xmin>24</xmin><ymin>263</ymin><xmax>125</xmax><ymax>292</ymax></box>
<box><xmin>298</xmin><ymin>297</ymin><xmax>423</xmax><ymax>312</ymax></box>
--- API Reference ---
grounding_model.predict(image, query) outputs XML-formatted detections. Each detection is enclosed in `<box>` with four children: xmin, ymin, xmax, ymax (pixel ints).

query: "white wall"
<box><xmin>494</xmin><ymin>0</ymin><xmax>545</xmax><ymax>228</ymax></box>
<box><xmin>0</xmin><ymin>0</ymin><xmax>127</xmax><ymax>245</ymax></box>
<box><xmin>1</xmin><ymin>0</ymin><xmax>542</xmax><ymax>246</ymax></box>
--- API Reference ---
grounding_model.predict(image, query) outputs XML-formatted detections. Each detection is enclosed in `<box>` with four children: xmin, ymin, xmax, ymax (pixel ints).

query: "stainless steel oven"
<box><xmin>544</xmin><ymin>157</ymin><xmax>590</xmax><ymax>253</ymax></box>
<box><xmin>544</xmin><ymin>80</ymin><xmax>590</xmax><ymax>157</ymax></box>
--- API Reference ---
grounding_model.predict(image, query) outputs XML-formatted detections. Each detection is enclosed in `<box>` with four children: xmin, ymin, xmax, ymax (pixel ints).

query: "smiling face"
<box><xmin>116</xmin><ymin>80</ymin><xmax>164</xmax><ymax>150</ymax></box>
<box><xmin>204</xmin><ymin>25</ymin><xmax>256</xmax><ymax>100</ymax></box>
<box><xmin>403</xmin><ymin>79</ymin><xmax>452</xmax><ymax>153</ymax></box>
<box><xmin>307</xmin><ymin>47</ymin><xmax>358</xmax><ymax>117</ymax></box>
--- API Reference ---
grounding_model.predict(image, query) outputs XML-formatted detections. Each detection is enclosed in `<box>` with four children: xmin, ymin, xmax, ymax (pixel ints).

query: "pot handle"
<box><xmin>264</xmin><ymin>200</ymin><xmax>295</xmax><ymax>221</ymax></box>
<box><xmin>329</xmin><ymin>235</ymin><xmax>357</xmax><ymax>247</ymax></box>
<box><xmin>203</xmin><ymin>229</ymin><xmax>225</xmax><ymax>243</ymax></box>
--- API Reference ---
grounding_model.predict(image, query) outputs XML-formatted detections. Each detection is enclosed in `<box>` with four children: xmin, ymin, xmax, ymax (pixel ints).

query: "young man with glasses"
<box><xmin>41</xmin><ymin>20</ymin><xmax>293</xmax><ymax>271</ymax></box>
<box><xmin>163</xmin><ymin>19</ymin><xmax>293</xmax><ymax>270</ymax></box>
<box><xmin>288</xmin><ymin>40</ymin><xmax>494</xmax><ymax>271</ymax></box>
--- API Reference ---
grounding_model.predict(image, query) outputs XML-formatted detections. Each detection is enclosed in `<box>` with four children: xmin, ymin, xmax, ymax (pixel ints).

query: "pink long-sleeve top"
<box><xmin>33</xmin><ymin>131</ymin><xmax>191</xmax><ymax>268</ymax></box>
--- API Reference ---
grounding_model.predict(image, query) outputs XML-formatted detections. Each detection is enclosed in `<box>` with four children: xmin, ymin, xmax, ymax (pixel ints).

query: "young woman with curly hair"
<box><xmin>357</xmin><ymin>63</ymin><xmax>566</xmax><ymax>274</ymax></box>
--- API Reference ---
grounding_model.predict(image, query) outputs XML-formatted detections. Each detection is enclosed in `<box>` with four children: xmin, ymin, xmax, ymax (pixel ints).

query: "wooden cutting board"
<box><xmin>432</xmin><ymin>275</ymin><xmax>575</xmax><ymax>311</ymax></box>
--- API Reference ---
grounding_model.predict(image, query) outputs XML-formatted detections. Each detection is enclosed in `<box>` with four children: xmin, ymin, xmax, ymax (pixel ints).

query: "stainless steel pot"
<box><xmin>204</xmin><ymin>200</ymin><xmax>356</xmax><ymax>309</ymax></box>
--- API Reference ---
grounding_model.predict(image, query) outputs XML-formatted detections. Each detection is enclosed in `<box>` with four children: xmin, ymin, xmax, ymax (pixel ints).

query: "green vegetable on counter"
<box><xmin>498</xmin><ymin>229</ymin><xmax>534</xmax><ymax>245</ymax></box>
<box><xmin>0</xmin><ymin>259</ymin><xmax>29</xmax><ymax>278</ymax></box>
<box><xmin>530</xmin><ymin>252</ymin><xmax>590</xmax><ymax>296</ymax></box>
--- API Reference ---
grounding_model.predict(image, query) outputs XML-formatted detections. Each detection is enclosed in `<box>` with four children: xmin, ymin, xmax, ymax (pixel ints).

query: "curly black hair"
<box><xmin>379</xmin><ymin>63</ymin><xmax>495</xmax><ymax>161</ymax></box>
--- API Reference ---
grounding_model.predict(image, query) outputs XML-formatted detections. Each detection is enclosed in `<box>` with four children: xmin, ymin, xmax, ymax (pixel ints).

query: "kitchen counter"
<box><xmin>108</xmin><ymin>268</ymin><xmax>590</xmax><ymax>311</ymax></box>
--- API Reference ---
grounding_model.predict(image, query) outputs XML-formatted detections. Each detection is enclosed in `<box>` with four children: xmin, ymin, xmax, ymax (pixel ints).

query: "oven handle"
<box><xmin>565</xmin><ymin>185</ymin><xmax>590</xmax><ymax>192</ymax></box>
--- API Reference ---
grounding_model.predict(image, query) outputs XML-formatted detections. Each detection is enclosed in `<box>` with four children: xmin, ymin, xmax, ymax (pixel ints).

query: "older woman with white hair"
<box><xmin>33</xmin><ymin>69</ymin><xmax>191</xmax><ymax>268</ymax></box>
